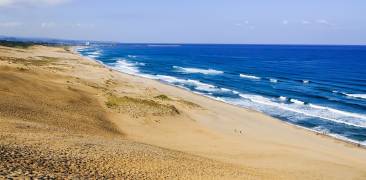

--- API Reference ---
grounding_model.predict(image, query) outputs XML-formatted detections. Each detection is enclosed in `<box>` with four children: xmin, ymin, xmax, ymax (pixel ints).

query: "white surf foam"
<box><xmin>173</xmin><ymin>66</ymin><xmax>224</xmax><ymax>75</ymax></box>
<box><xmin>150</xmin><ymin>75</ymin><xmax>241</xmax><ymax>95</ymax></box>
<box><xmin>88</xmin><ymin>51</ymin><xmax>101</xmax><ymax>56</ymax></box>
<box><xmin>290</xmin><ymin>98</ymin><xmax>305</xmax><ymax>105</ymax></box>
<box><xmin>299</xmin><ymin>125</ymin><xmax>366</xmax><ymax>147</ymax></box>
<box><xmin>220</xmin><ymin>88</ymin><xmax>232</xmax><ymax>92</ymax></box>
<box><xmin>239</xmin><ymin>74</ymin><xmax>261</xmax><ymax>80</ymax></box>
<box><xmin>112</xmin><ymin>59</ymin><xmax>142</xmax><ymax>75</ymax></box>
<box><xmin>154</xmin><ymin>75</ymin><xmax>223</xmax><ymax>92</ymax></box>
<box><xmin>127</xmin><ymin>55</ymin><xmax>138</xmax><ymax>58</ymax></box>
<box><xmin>345</xmin><ymin>94</ymin><xmax>366</xmax><ymax>100</ymax></box>
<box><xmin>313</xmin><ymin>126</ymin><xmax>330</xmax><ymax>134</ymax></box>
<box><xmin>75</xmin><ymin>46</ymin><xmax>86</xmax><ymax>52</ymax></box>
<box><xmin>269</xmin><ymin>78</ymin><xmax>278</xmax><ymax>83</ymax></box>
<box><xmin>85</xmin><ymin>50</ymin><xmax>102</xmax><ymax>59</ymax></box>
<box><xmin>303</xmin><ymin>80</ymin><xmax>310</xmax><ymax>84</ymax></box>
<box><xmin>328</xmin><ymin>133</ymin><xmax>366</xmax><ymax>147</ymax></box>
<box><xmin>237</xmin><ymin>93</ymin><xmax>366</xmax><ymax>128</ymax></box>
<box><xmin>232</xmin><ymin>90</ymin><xmax>240</xmax><ymax>94</ymax></box>
<box><xmin>279</xmin><ymin>96</ymin><xmax>288</xmax><ymax>101</ymax></box>
<box><xmin>308</xmin><ymin>104</ymin><xmax>366</xmax><ymax>121</ymax></box>
<box><xmin>107</xmin><ymin>60</ymin><xmax>236</xmax><ymax>95</ymax></box>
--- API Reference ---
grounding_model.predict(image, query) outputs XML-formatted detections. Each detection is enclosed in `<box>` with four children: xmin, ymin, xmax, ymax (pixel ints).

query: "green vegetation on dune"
<box><xmin>0</xmin><ymin>56</ymin><xmax>57</xmax><ymax>66</ymax></box>
<box><xmin>106</xmin><ymin>94</ymin><xmax>180</xmax><ymax>117</ymax></box>
<box><xmin>154</xmin><ymin>94</ymin><xmax>172</xmax><ymax>100</ymax></box>
<box><xmin>0</xmin><ymin>40</ymin><xmax>38</xmax><ymax>49</ymax></box>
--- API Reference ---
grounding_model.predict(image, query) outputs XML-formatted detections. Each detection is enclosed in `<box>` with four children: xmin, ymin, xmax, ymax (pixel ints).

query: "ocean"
<box><xmin>76</xmin><ymin>44</ymin><xmax>366</xmax><ymax>145</ymax></box>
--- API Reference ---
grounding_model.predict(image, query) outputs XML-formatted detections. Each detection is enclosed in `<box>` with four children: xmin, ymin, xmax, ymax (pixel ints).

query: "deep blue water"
<box><xmin>77</xmin><ymin>44</ymin><xmax>366</xmax><ymax>145</ymax></box>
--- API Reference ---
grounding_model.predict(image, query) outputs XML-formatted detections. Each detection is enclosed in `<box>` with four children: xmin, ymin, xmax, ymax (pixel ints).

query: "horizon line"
<box><xmin>1</xmin><ymin>35</ymin><xmax>366</xmax><ymax>47</ymax></box>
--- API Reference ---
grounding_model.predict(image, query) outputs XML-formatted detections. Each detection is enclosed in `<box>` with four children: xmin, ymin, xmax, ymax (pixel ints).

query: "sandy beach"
<box><xmin>1</xmin><ymin>44</ymin><xmax>366</xmax><ymax>179</ymax></box>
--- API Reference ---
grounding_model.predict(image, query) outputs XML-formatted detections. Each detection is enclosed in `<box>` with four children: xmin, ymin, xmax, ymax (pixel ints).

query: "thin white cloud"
<box><xmin>234</xmin><ymin>20</ymin><xmax>252</xmax><ymax>29</ymax></box>
<box><xmin>41</xmin><ymin>22</ymin><xmax>56</xmax><ymax>28</ymax></box>
<box><xmin>0</xmin><ymin>21</ymin><xmax>22</xmax><ymax>27</ymax></box>
<box><xmin>301</xmin><ymin>20</ymin><xmax>311</xmax><ymax>25</ymax></box>
<box><xmin>73</xmin><ymin>23</ymin><xmax>95</xmax><ymax>28</ymax></box>
<box><xmin>0</xmin><ymin>0</ymin><xmax>70</xmax><ymax>7</ymax></box>
<box><xmin>316</xmin><ymin>19</ymin><xmax>334</xmax><ymax>26</ymax></box>
<box><xmin>282</xmin><ymin>20</ymin><xmax>289</xmax><ymax>25</ymax></box>
<box><xmin>39</xmin><ymin>22</ymin><xmax>95</xmax><ymax>29</ymax></box>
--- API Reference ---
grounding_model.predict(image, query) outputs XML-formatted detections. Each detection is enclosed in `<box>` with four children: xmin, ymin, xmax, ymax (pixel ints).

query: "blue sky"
<box><xmin>0</xmin><ymin>0</ymin><xmax>365</xmax><ymax>44</ymax></box>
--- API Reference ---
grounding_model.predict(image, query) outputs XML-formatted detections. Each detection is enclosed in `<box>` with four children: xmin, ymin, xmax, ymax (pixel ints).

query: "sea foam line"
<box><xmin>237</xmin><ymin>94</ymin><xmax>366</xmax><ymax>128</ymax></box>
<box><xmin>111</xmin><ymin>59</ymin><xmax>145</xmax><ymax>75</ymax></box>
<box><xmin>240</xmin><ymin>74</ymin><xmax>261</xmax><ymax>80</ymax></box>
<box><xmin>108</xmin><ymin>59</ymin><xmax>234</xmax><ymax>94</ymax></box>
<box><xmin>269</xmin><ymin>78</ymin><xmax>278</xmax><ymax>83</ymax></box>
<box><xmin>345</xmin><ymin>94</ymin><xmax>366</xmax><ymax>100</ymax></box>
<box><xmin>173</xmin><ymin>66</ymin><xmax>224</xmax><ymax>75</ymax></box>
<box><xmin>153</xmin><ymin>75</ymin><xmax>233</xmax><ymax>93</ymax></box>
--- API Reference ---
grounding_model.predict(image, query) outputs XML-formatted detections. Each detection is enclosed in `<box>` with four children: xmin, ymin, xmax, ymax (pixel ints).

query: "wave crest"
<box><xmin>345</xmin><ymin>94</ymin><xmax>366</xmax><ymax>100</ymax></box>
<box><xmin>239</xmin><ymin>74</ymin><xmax>261</xmax><ymax>80</ymax></box>
<box><xmin>112</xmin><ymin>59</ymin><xmax>143</xmax><ymax>75</ymax></box>
<box><xmin>269</xmin><ymin>78</ymin><xmax>278</xmax><ymax>83</ymax></box>
<box><xmin>237</xmin><ymin>94</ymin><xmax>366</xmax><ymax>128</ymax></box>
<box><xmin>173</xmin><ymin>66</ymin><xmax>223</xmax><ymax>75</ymax></box>
<box><xmin>154</xmin><ymin>75</ymin><xmax>231</xmax><ymax>93</ymax></box>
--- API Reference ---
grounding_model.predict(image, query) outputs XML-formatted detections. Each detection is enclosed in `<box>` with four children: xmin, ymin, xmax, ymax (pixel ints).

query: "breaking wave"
<box><xmin>269</xmin><ymin>78</ymin><xmax>278</xmax><ymax>83</ymax></box>
<box><xmin>111</xmin><ymin>59</ymin><xmax>144</xmax><ymax>75</ymax></box>
<box><xmin>173</xmin><ymin>66</ymin><xmax>224</xmax><ymax>75</ymax></box>
<box><xmin>236</xmin><ymin>94</ymin><xmax>366</xmax><ymax>128</ymax></box>
<box><xmin>239</xmin><ymin>74</ymin><xmax>261</xmax><ymax>80</ymax></box>
<box><xmin>345</xmin><ymin>94</ymin><xmax>366</xmax><ymax>100</ymax></box>
<box><xmin>153</xmin><ymin>75</ymin><xmax>235</xmax><ymax>93</ymax></box>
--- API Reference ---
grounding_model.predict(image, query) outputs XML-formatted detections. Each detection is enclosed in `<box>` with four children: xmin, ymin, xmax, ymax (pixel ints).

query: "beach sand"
<box><xmin>0</xmin><ymin>44</ymin><xmax>366</xmax><ymax>179</ymax></box>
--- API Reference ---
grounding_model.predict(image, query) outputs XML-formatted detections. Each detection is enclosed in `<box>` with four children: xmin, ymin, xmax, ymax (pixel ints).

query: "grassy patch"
<box><xmin>105</xmin><ymin>79</ymin><xmax>117</xmax><ymax>86</ymax></box>
<box><xmin>16</xmin><ymin>67</ymin><xmax>29</xmax><ymax>72</ymax></box>
<box><xmin>178</xmin><ymin>100</ymin><xmax>201</xmax><ymax>109</ymax></box>
<box><xmin>105</xmin><ymin>95</ymin><xmax>120</xmax><ymax>108</ymax></box>
<box><xmin>154</xmin><ymin>94</ymin><xmax>171</xmax><ymax>101</ymax></box>
<box><xmin>0</xmin><ymin>56</ymin><xmax>57</xmax><ymax>66</ymax></box>
<box><xmin>106</xmin><ymin>94</ymin><xmax>179</xmax><ymax>117</ymax></box>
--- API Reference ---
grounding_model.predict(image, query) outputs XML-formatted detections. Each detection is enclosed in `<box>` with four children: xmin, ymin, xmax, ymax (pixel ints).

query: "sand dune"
<box><xmin>1</xmin><ymin>44</ymin><xmax>366</xmax><ymax>179</ymax></box>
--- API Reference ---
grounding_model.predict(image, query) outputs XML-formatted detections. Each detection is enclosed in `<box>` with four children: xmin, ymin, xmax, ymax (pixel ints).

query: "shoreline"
<box><xmin>2</xmin><ymin>44</ymin><xmax>366</xmax><ymax>179</ymax></box>
<box><xmin>73</xmin><ymin>46</ymin><xmax>366</xmax><ymax>148</ymax></box>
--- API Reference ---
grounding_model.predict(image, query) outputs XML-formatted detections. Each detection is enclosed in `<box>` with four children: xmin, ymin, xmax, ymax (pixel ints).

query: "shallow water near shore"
<box><xmin>77</xmin><ymin>44</ymin><xmax>366</xmax><ymax>145</ymax></box>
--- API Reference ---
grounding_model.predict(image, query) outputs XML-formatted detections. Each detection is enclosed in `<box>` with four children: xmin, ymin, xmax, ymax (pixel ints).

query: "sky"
<box><xmin>0</xmin><ymin>0</ymin><xmax>365</xmax><ymax>45</ymax></box>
